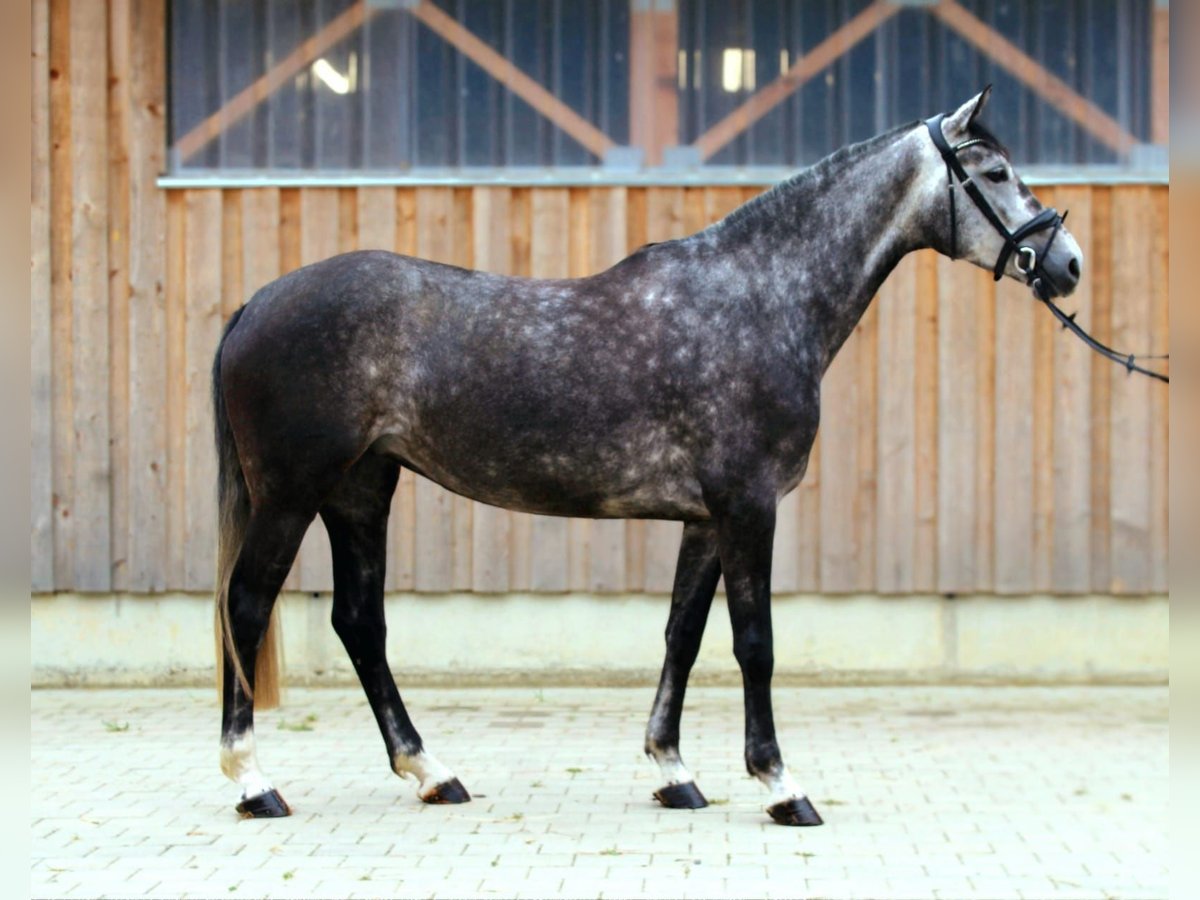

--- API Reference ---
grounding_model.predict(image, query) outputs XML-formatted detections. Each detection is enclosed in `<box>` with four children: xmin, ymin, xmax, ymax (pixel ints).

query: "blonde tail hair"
<box><xmin>213</xmin><ymin>306</ymin><xmax>282</xmax><ymax>710</ymax></box>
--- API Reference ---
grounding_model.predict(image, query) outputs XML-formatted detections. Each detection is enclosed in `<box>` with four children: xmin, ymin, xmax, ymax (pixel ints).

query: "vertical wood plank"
<box><xmin>183</xmin><ymin>190</ymin><xmax>222</xmax><ymax>590</ymax></box>
<box><xmin>936</xmin><ymin>257</ymin><xmax>980</xmax><ymax>593</ymax></box>
<box><xmin>565</xmin><ymin>188</ymin><xmax>591</xmax><ymax>593</ymax></box>
<box><xmin>528</xmin><ymin>189</ymin><xmax>571</xmax><ymax>592</ymax></box>
<box><xmin>165</xmin><ymin>192</ymin><xmax>187</xmax><ymax>589</ymax></box>
<box><xmin>1089</xmin><ymin>188</ymin><xmax>1113</xmax><ymax>592</ymax></box>
<box><xmin>31</xmin><ymin>0</ymin><xmax>53</xmax><ymax>590</ymax></box>
<box><xmin>295</xmin><ymin>188</ymin><xmax>340</xmax><ymax>591</ymax></box>
<box><xmin>874</xmin><ymin>254</ymin><xmax>916</xmax><ymax>593</ymax></box>
<box><xmin>393</xmin><ymin>188</ymin><xmax>419</xmax><ymax>590</ymax></box>
<box><xmin>1032</xmin><ymin>243</ymin><xmax>1057</xmax><ymax>592</ymax></box>
<box><xmin>1050</xmin><ymin>186</ymin><xmax>1094</xmax><ymax>592</ymax></box>
<box><xmin>819</xmin><ymin>316</ymin><xmax>861</xmax><ymax>592</ymax></box>
<box><xmin>913</xmin><ymin>250</ymin><xmax>939</xmax><ymax>591</ymax></box>
<box><xmin>587</xmin><ymin>188</ymin><xmax>628</xmax><ymax>592</ymax></box>
<box><xmin>107</xmin><ymin>0</ymin><xmax>131</xmax><ymax>592</ymax></box>
<box><xmin>992</xmin><ymin>270</ymin><xmax>1035</xmax><ymax>593</ymax></box>
<box><xmin>470</xmin><ymin>186</ymin><xmax>512</xmax><ymax>593</ymax></box>
<box><xmin>856</xmin><ymin>300</ymin><xmax>879</xmax><ymax>591</ymax></box>
<box><xmin>1109</xmin><ymin>186</ymin><xmax>1153</xmax><ymax>592</ymax></box>
<box><xmin>241</xmin><ymin>190</ymin><xmax>281</xmax><ymax>301</ymax></box>
<box><xmin>220</xmin><ymin>192</ymin><xmax>243</xmax><ymax>319</ymax></box>
<box><xmin>974</xmin><ymin>275</ymin><xmax>996</xmax><ymax>592</ymax></box>
<box><xmin>338</xmin><ymin>188</ymin><xmax>358</xmax><ymax>253</ymax></box>
<box><xmin>49</xmin><ymin>0</ymin><xmax>74</xmax><ymax>585</ymax></box>
<box><xmin>1051</xmin><ymin>184</ymin><xmax>1099</xmax><ymax>592</ymax></box>
<box><xmin>1148</xmin><ymin>186</ymin><xmax>1169</xmax><ymax>592</ymax></box>
<box><xmin>70</xmin><ymin>0</ymin><xmax>112</xmax><ymax>590</ymax></box>
<box><xmin>125</xmin><ymin>0</ymin><xmax>168</xmax><ymax>591</ymax></box>
<box><xmin>413</xmin><ymin>188</ymin><xmax>457</xmax><ymax>592</ymax></box>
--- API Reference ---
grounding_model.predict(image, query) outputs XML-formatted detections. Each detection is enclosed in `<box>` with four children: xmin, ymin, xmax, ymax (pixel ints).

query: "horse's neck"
<box><xmin>714</xmin><ymin>131</ymin><xmax>927</xmax><ymax>372</ymax></box>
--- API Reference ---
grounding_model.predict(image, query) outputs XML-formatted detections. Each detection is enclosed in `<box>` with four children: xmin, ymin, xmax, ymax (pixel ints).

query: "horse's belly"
<box><xmin>371</xmin><ymin>433</ymin><xmax>708</xmax><ymax>520</ymax></box>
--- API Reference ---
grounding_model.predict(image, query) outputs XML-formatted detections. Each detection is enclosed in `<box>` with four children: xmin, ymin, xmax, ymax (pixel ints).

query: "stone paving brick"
<box><xmin>32</xmin><ymin>686</ymin><xmax>1166</xmax><ymax>899</ymax></box>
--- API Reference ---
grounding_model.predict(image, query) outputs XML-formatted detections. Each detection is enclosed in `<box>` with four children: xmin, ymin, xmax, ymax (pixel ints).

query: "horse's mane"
<box><xmin>711</xmin><ymin>121</ymin><xmax>920</xmax><ymax>234</ymax></box>
<box><xmin>700</xmin><ymin>114</ymin><xmax>1011</xmax><ymax>241</ymax></box>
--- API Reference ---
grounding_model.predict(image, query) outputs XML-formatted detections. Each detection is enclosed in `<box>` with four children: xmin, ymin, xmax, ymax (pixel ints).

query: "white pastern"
<box><xmin>761</xmin><ymin>766</ymin><xmax>806</xmax><ymax>807</ymax></box>
<box><xmin>645</xmin><ymin>739</ymin><xmax>697</xmax><ymax>787</ymax></box>
<box><xmin>220</xmin><ymin>734</ymin><xmax>274</xmax><ymax>800</ymax></box>
<box><xmin>654</xmin><ymin>754</ymin><xmax>696</xmax><ymax>788</ymax></box>
<box><xmin>392</xmin><ymin>750</ymin><xmax>457</xmax><ymax>799</ymax></box>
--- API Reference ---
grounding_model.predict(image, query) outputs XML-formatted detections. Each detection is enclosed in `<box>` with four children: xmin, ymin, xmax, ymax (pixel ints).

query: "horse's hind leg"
<box><xmin>321</xmin><ymin>453</ymin><xmax>470</xmax><ymax>805</ymax></box>
<box><xmin>221</xmin><ymin>504</ymin><xmax>316</xmax><ymax>817</ymax></box>
<box><xmin>646</xmin><ymin>522</ymin><xmax>722</xmax><ymax>809</ymax></box>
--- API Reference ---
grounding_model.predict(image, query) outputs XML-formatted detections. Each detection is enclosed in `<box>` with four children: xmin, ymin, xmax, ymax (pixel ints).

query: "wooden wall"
<box><xmin>31</xmin><ymin>0</ymin><xmax>1169</xmax><ymax>597</ymax></box>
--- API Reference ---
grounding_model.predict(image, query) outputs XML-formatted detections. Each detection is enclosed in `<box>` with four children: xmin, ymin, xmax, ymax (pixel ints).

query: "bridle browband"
<box><xmin>925</xmin><ymin>113</ymin><xmax>1065</xmax><ymax>294</ymax></box>
<box><xmin>924</xmin><ymin>112</ymin><xmax>1168</xmax><ymax>384</ymax></box>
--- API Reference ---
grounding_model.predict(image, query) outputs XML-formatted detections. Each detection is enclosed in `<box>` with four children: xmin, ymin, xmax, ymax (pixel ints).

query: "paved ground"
<box><xmin>32</xmin><ymin>686</ymin><xmax>1167</xmax><ymax>899</ymax></box>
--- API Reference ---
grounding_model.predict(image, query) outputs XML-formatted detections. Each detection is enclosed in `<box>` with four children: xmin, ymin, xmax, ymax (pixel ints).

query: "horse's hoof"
<box><xmin>767</xmin><ymin>796</ymin><xmax>823</xmax><ymax>826</ymax></box>
<box><xmin>236</xmin><ymin>788</ymin><xmax>291</xmax><ymax>818</ymax></box>
<box><xmin>421</xmin><ymin>777</ymin><xmax>471</xmax><ymax>804</ymax></box>
<box><xmin>654</xmin><ymin>781</ymin><xmax>708</xmax><ymax>809</ymax></box>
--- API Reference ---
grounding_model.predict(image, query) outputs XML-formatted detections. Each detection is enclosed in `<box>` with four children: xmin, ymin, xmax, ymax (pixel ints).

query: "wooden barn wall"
<box><xmin>31</xmin><ymin>0</ymin><xmax>1169</xmax><ymax>597</ymax></box>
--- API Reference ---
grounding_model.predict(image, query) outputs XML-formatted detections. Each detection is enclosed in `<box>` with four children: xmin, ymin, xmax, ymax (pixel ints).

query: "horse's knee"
<box><xmin>732</xmin><ymin>629</ymin><xmax>774</xmax><ymax>683</ymax></box>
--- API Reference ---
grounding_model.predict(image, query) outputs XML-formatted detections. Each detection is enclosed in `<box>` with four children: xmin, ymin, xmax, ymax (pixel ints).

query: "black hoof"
<box><xmin>236</xmin><ymin>788</ymin><xmax>291</xmax><ymax>818</ymax></box>
<box><xmin>767</xmin><ymin>796</ymin><xmax>823</xmax><ymax>826</ymax></box>
<box><xmin>422</xmin><ymin>777</ymin><xmax>471</xmax><ymax>804</ymax></box>
<box><xmin>654</xmin><ymin>781</ymin><xmax>708</xmax><ymax>810</ymax></box>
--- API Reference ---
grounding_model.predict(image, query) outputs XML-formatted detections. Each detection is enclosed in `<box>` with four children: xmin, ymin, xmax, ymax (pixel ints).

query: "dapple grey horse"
<box><xmin>213</xmin><ymin>89</ymin><xmax>1081</xmax><ymax>825</ymax></box>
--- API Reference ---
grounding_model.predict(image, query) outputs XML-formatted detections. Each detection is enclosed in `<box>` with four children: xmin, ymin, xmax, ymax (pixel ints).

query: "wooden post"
<box><xmin>630</xmin><ymin>0</ymin><xmax>678</xmax><ymax>167</ymax></box>
<box><xmin>1152</xmin><ymin>0</ymin><xmax>1169</xmax><ymax>146</ymax></box>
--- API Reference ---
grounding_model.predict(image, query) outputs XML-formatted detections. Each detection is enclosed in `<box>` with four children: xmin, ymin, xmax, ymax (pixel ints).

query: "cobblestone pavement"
<box><xmin>32</xmin><ymin>686</ymin><xmax>1166</xmax><ymax>899</ymax></box>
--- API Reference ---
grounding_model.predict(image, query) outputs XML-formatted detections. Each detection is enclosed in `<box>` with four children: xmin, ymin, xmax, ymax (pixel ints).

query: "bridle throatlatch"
<box><xmin>924</xmin><ymin>113</ymin><xmax>1168</xmax><ymax>384</ymax></box>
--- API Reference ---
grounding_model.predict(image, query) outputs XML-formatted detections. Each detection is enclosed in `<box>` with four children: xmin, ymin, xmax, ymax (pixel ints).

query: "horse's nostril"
<box><xmin>1068</xmin><ymin>257</ymin><xmax>1080</xmax><ymax>280</ymax></box>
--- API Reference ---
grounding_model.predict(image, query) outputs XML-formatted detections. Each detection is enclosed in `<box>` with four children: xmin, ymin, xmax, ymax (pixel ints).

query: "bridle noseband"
<box><xmin>925</xmin><ymin>113</ymin><xmax>1066</xmax><ymax>299</ymax></box>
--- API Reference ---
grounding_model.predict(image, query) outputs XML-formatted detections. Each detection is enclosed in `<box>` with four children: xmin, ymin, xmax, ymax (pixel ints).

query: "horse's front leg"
<box><xmin>646</xmin><ymin>521</ymin><xmax>722</xmax><ymax>809</ymax></box>
<box><xmin>716</xmin><ymin>495</ymin><xmax>823</xmax><ymax>826</ymax></box>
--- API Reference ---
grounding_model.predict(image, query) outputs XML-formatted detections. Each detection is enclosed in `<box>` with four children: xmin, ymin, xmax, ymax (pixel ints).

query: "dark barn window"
<box><xmin>168</xmin><ymin>0</ymin><xmax>1162</xmax><ymax>177</ymax></box>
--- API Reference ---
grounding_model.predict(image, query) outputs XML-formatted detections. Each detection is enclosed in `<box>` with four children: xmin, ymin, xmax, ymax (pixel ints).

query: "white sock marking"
<box><xmin>762</xmin><ymin>766</ymin><xmax>806</xmax><ymax>806</ymax></box>
<box><xmin>220</xmin><ymin>734</ymin><xmax>274</xmax><ymax>800</ymax></box>
<box><xmin>392</xmin><ymin>750</ymin><xmax>457</xmax><ymax>799</ymax></box>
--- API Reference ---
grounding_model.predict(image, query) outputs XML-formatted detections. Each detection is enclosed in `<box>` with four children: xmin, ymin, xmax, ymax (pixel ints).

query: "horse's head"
<box><xmin>922</xmin><ymin>87</ymin><xmax>1082</xmax><ymax>300</ymax></box>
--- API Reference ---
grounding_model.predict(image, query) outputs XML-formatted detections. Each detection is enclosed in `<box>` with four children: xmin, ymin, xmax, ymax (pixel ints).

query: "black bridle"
<box><xmin>925</xmin><ymin>113</ymin><xmax>1066</xmax><ymax>293</ymax></box>
<box><xmin>925</xmin><ymin>113</ymin><xmax>1168</xmax><ymax>384</ymax></box>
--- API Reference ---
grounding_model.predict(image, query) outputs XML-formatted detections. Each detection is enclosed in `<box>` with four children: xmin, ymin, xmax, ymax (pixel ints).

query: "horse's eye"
<box><xmin>985</xmin><ymin>167</ymin><xmax>1009</xmax><ymax>184</ymax></box>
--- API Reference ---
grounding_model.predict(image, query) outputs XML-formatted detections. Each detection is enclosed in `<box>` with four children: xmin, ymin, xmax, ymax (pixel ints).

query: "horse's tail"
<box><xmin>213</xmin><ymin>305</ymin><xmax>282</xmax><ymax>711</ymax></box>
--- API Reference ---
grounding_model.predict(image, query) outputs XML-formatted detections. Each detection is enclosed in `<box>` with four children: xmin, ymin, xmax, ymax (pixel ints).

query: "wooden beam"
<box><xmin>407</xmin><ymin>1</ymin><xmax>615</xmax><ymax>160</ymax></box>
<box><xmin>1152</xmin><ymin>2</ymin><xmax>1169</xmax><ymax>145</ymax></box>
<box><xmin>630</xmin><ymin>1</ymin><xmax>678</xmax><ymax>166</ymax></box>
<box><xmin>931</xmin><ymin>0</ymin><xmax>1138</xmax><ymax>156</ymax></box>
<box><xmin>173</xmin><ymin>1</ymin><xmax>375</xmax><ymax>162</ymax></box>
<box><xmin>692</xmin><ymin>1</ymin><xmax>899</xmax><ymax>161</ymax></box>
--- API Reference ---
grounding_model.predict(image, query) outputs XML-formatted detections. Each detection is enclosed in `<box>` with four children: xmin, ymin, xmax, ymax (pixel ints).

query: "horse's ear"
<box><xmin>943</xmin><ymin>86</ymin><xmax>992</xmax><ymax>139</ymax></box>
